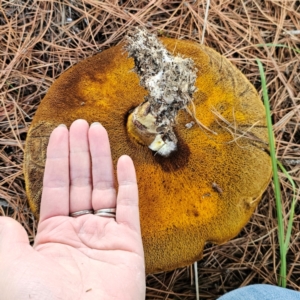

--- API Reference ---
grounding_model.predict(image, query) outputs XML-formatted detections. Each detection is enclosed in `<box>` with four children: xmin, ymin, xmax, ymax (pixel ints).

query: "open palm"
<box><xmin>0</xmin><ymin>120</ymin><xmax>145</xmax><ymax>300</ymax></box>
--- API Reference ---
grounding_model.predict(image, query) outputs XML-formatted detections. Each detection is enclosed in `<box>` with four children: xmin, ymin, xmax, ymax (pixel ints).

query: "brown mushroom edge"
<box><xmin>24</xmin><ymin>38</ymin><xmax>272</xmax><ymax>274</ymax></box>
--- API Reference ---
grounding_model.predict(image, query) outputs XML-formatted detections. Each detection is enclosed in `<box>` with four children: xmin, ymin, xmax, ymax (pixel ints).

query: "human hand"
<box><xmin>0</xmin><ymin>119</ymin><xmax>145</xmax><ymax>300</ymax></box>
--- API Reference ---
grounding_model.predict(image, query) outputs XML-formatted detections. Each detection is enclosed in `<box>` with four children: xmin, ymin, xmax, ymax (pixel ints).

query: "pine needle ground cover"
<box><xmin>0</xmin><ymin>1</ymin><xmax>299</xmax><ymax>299</ymax></box>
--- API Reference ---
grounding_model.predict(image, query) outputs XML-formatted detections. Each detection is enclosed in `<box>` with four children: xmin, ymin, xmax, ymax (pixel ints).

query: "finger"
<box><xmin>40</xmin><ymin>125</ymin><xmax>69</xmax><ymax>222</ymax></box>
<box><xmin>89</xmin><ymin>122</ymin><xmax>116</xmax><ymax>211</ymax></box>
<box><xmin>116</xmin><ymin>155</ymin><xmax>140</xmax><ymax>233</ymax></box>
<box><xmin>69</xmin><ymin>119</ymin><xmax>93</xmax><ymax>214</ymax></box>
<box><xmin>0</xmin><ymin>217</ymin><xmax>29</xmax><ymax>253</ymax></box>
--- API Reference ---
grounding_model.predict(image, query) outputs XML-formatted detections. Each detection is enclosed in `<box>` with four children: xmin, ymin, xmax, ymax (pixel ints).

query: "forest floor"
<box><xmin>0</xmin><ymin>1</ymin><xmax>299</xmax><ymax>299</ymax></box>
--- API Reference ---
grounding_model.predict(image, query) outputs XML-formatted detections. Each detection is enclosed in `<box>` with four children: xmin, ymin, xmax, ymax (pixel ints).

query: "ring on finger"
<box><xmin>94</xmin><ymin>208</ymin><xmax>116</xmax><ymax>218</ymax></box>
<box><xmin>70</xmin><ymin>209</ymin><xmax>94</xmax><ymax>217</ymax></box>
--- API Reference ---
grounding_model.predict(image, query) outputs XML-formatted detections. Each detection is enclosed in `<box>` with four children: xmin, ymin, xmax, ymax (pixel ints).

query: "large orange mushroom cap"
<box><xmin>24</xmin><ymin>38</ymin><xmax>272</xmax><ymax>274</ymax></box>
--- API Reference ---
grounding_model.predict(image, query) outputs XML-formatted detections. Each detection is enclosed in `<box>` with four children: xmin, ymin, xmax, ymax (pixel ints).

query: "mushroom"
<box><xmin>24</xmin><ymin>28</ymin><xmax>272</xmax><ymax>274</ymax></box>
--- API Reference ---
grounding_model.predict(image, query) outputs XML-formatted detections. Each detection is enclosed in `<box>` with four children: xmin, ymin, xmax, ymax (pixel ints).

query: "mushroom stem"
<box><xmin>125</xmin><ymin>28</ymin><xmax>197</xmax><ymax>157</ymax></box>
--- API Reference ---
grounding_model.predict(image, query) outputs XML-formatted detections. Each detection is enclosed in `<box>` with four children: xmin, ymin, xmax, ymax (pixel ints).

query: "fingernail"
<box><xmin>91</xmin><ymin>122</ymin><xmax>101</xmax><ymax>127</ymax></box>
<box><xmin>58</xmin><ymin>124</ymin><xmax>67</xmax><ymax>128</ymax></box>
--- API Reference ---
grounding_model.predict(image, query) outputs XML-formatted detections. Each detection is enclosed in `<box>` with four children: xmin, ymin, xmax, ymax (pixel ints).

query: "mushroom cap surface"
<box><xmin>24</xmin><ymin>38</ymin><xmax>272</xmax><ymax>274</ymax></box>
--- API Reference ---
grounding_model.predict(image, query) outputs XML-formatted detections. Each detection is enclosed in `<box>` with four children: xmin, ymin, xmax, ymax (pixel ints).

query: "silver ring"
<box><xmin>70</xmin><ymin>209</ymin><xmax>93</xmax><ymax>217</ymax></box>
<box><xmin>94</xmin><ymin>208</ymin><xmax>116</xmax><ymax>218</ymax></box>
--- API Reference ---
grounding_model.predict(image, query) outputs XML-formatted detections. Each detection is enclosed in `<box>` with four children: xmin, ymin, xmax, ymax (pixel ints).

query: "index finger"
<box><xmin>39</xmin><ymin>125</ymin><xmax>69</xmax><ymax>222</ymax></box>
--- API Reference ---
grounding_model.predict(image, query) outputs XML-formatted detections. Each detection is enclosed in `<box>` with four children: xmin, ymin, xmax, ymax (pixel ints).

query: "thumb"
<box><xmin>0</xmin><ymin>217</ymin><xmax>30</xmax><ymax>253</ymax></box>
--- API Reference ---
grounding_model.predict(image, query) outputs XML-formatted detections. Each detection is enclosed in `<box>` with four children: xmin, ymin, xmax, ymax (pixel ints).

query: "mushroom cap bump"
<box><xmin>24</xmin><ymin>38</ymin><xmax>272</xmax><ymax>274</ymax></box>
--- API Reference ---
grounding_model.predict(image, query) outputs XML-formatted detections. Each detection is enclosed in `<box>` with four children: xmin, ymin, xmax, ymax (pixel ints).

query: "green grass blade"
<box><xmin>276</xmin><ymin>160</ymin><xmax>297</xmax><ymax>249</ymax></box>
<box><xmin>256</xmin><ymin>43</ymin><xmax>300</xmax><ymax>54</ymax></box>
<box><xmin>256</xmin><ymin>58</ymin><xmax>287</xmax><ymax>287</ymax></box>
